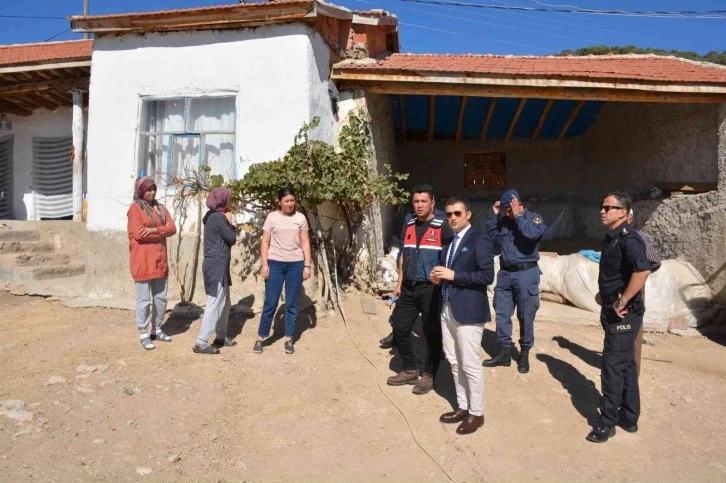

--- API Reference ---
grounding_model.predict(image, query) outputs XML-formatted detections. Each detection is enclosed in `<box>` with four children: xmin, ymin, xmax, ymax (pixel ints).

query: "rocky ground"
<box><xmin>1</xmin><ymin>289</ymin><xmax>725</xmax><ymax>482</ymax></box>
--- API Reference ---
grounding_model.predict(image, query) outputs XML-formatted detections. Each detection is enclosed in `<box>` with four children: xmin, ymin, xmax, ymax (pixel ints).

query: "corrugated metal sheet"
<box><xmin>0</xmin><ymin>135</ymin><xmax>12</xmax><ymax>219</ymax></box>
<box><xmin>32</xmin><ymin>137</ymin><xmax>73</xmax><ymax>220</ymax></box>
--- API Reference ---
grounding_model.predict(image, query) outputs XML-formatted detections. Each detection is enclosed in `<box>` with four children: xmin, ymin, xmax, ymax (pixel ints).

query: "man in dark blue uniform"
<box><xmin>386</xmin><ymin>185</ymin><xmax>452</xmax><ymax>395</ymax></box>
<box><xmin>483</xmin><ymin>189</ymin><xmax>546</xmax><ymax>374</ymax></box>
<box><xmin>587</xmin><ymin>191</ymin><xmax>651</xmax><ymax>443</ymax></box>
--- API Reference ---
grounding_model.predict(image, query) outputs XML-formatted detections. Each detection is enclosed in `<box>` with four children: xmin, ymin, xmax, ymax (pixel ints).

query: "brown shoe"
<box><xmin>440</xmin><ymin>408</ymin><xmax>469</xmax><ymax>424</ymax></box>
<box><xmin>412</xmin><ymin>373</ymin><xmax>434</xmax><ymax>395</ymax></box>
<box><xmin>456</xmin><ymin>415</ymin><xmax>485</xmax><ymax>435</ymax></box>
<box><xmin>387</xmin><ymin>369</ymin><xmax>419</xmax><ymax>386</ymax></box>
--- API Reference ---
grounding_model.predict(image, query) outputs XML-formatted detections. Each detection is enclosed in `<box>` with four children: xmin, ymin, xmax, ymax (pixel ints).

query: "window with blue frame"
<box><xmin>137</xmin><ymin>96</ymin><xmax>236</xmax><ymax>186</ymax></box>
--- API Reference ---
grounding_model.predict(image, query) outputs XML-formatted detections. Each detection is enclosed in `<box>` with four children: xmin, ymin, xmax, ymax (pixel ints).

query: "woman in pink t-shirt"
<box><xmin>254</xmin><ymin>188</ymin><xmax>312</xmax><ymax>355</ymax></box>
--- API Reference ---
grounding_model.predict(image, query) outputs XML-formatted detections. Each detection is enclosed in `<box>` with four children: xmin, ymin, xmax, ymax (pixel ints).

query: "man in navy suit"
<box><xmin>431</xmin><ymin>197</ymin><xmax>495</xmax><ymax>435</ymax></box>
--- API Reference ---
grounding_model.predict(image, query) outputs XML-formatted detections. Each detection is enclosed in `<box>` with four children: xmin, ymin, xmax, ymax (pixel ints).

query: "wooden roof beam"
<box><xmin>531</xmin><ymin>99</ymin><xmax>554</xmax><ymax>141</ymax></box>
<box><xmin>0</xmin><ymin>61</ymin><xmax>91</xmax><ymax>76</ymax></box>
<box><xmin>335</xmin><ymin>80</ymin><xmax>726</xmax><ymax>104</ymax></box>
<box><xmin>505</xmin><ymin>98</ymin><xmax>527</xmax><ymax>143</ymax></box>
<box><xmin>557</xmin><ymin>100</ymin><xmax>586</xmax><ymax>143</ymax></box>
<box><xmin>0</xmin><ymin>99</ymin><xmax>31</xmax><ymax>116</ymax></box>
<box><xmin>479</xmin><ymin>98</ymin><xmax>497</xmax><ymax>143</ymax></box>
<box><xmin>0</xmin><ymin>77</ymin><xmax>90</xmax><ymax>96</ymax></box>
<box><xmin>455</xmin><ymin>96</ymin><xmax>468</xmax><ymax>144</ymax></box>
<box><xmin>428</xmin><ymin>95</ymin><xmax>436</xmax><ymax>144</ymax></box>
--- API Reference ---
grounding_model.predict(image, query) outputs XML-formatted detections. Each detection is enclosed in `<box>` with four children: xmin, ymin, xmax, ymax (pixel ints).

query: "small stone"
<box><xmin>29</xmin><ymin>403</ymin><xmax>41</xmax><ymax>409</ymax></box>
<box><xmin>44</xmin><ymin>376</ymin><xmax>66</xmax><ymax>386</ymax></box>
<box><xmin>100</xmin><ymin>380</ymin><xmax>116</xmax><ymax>387</ymax></box>
<box><xmin>37</xmin><ymin>417</ymin><xmax>49</xmax><ymax>425</ymax></box>
<box><xmin>136</xmin><ymin>467</ymin><xmax>153</xmax><ymax>476</ymax></box>
<box><xmin>76</xmin><ymin>385</ymin><xmax>95</xmax><ymax>394</ymax></box>
<box><xmin>0</xmin><ymin>343</ymin><xmax>15</xmax><ymax>351</ymax></box>
<box><xmin>168</xmin><ymin>454</ymin><xmax>181</xmax><ymax>464</ymax></box>
<box><xmin>123</xmin><ymin>387</ymin><xmax>135</xmax><ymax>396</ymax></box>
<box><xmin>13</xmin><ymin>428</ymin><xmax>34</xmax><ymax>438</ymax></box>
<box><xmin>93</xmin><ymin>439</ymin><xmax>105</xmax><ymax>445</ymax></box>
<box><xmin>76</xmin><ymin>364</ymin><xmax>108</xmax><ymax>374</ymax></box>
<box><xmin>643</xmin><ymin>336</ymin><xmax>657</xmax><ymax>346</ymax></box>
<box><xmin>116</xmin><ymin>360</ymin><xmax>127</xmax><ymax>366</ymax></box>
<box><xmin>360</xmin><ymin>297</ymin><xmax>377</xmax><ymax>315</ymax></box>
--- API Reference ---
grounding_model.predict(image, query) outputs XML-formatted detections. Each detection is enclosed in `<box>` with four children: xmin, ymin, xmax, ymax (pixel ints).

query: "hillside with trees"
<box><xmin>557</xmin><ymin>46</ymin><xmax>726</xmax><ymax>66</ymax></box>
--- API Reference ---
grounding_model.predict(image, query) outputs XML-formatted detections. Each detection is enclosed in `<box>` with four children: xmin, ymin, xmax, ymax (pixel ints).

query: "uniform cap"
<box><xmin>500</xmin><ymin>189</ymin><xmax>520</xmax><ymax>208</ymax></box>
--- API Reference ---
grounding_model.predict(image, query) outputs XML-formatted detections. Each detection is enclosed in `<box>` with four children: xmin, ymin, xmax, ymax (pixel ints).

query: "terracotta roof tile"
<box><xmin>67</xmin><ymin>0</ymin><xmax>315</xmax><ymax>20</ymax></box>
<box><xmin>0</xmin><ymin>40</ymin><xmax>93</xmax><ymax>67</ymax></box>
<box><xmin>336</xmin><ymin>53</ymin><xmax>726</xmax><ymax>85</ymax></box>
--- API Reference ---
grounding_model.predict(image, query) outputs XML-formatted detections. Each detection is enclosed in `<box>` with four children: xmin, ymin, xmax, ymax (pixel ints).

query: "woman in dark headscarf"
<box><xmin>193</xmin><ymin>187</ymin><xmax>238</xmax><ymax>354</ymax></box>
<box><xmin>127</xmin><ymin>176</ymin><xmax>177</xmax><ymax>351</ymax></box>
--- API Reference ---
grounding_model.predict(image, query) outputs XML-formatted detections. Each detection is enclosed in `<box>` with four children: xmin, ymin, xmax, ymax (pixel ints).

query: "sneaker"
<box><xmin>192</xmin><ymin>343</ymin><xmax>220</xmax><ymax>355</ymax></box>
<box><xmin>284</xmin><ymin>340</ymin><xmax>294</xmax><ymax>354</ymax></box>
<box><xmin>253</xmin><ymin>340</ymin><xmax>263</xmax><ymax>354</ymax></box>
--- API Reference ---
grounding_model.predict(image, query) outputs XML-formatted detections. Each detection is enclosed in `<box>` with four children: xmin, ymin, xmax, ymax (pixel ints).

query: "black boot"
<box><xmin>379</xmin><ymin>332</ymin><xmax>394</xmax><ymax>349</ymax></box>
<box><xmin>518</xmin><ymin>348</ymin><xmax>530</xmax><ymax>373</ymax></box>
<box><xmin>483</xmin><ymin>346</ymin><xmax>512</xmax><ymax>367</ymax></box>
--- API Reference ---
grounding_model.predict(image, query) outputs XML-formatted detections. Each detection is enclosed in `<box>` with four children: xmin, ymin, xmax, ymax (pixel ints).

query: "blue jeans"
<box><xmin>258</xmin><ymin>260</ymin><xmax>304</xmax><ymax>338</ymax></box>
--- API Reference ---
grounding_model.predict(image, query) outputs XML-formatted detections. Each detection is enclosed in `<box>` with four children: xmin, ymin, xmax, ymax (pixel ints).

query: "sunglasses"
<box><xmin>601</xmin><ymin>205</ymin><xmax>625</xmax><ymax>213</ymax></box>
<box><xmin>445</xmin><ymin>211</ymin><xmax>465</xmax><ymax>218</ymax></box>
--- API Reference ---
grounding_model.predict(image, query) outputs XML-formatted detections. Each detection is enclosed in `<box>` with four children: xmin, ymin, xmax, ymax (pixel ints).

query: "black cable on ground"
<box><xmin>336</xmin><ymin>296</ymin><xmax>456</xmax><ymax>483</ymax></box>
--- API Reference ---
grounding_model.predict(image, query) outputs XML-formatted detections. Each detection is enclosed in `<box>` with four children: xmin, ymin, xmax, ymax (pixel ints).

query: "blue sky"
<box><xmin>1</xmin><ymin>0</ymin><xmax>724</xmax><ymax>56</ymax></box>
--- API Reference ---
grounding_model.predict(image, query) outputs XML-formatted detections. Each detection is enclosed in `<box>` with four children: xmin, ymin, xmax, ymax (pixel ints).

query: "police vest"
<box><xmin>401</xmin><ymin>215</ymin><xmax>445</xmax><ymax>282</ymax></box>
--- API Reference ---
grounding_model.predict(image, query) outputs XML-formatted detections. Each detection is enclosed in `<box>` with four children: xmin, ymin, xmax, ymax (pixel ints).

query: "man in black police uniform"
<box><xmin>588</xmin><ymin>191</ymin><xmax>651</xmax><ymax>443</ymax></box>
<box><xmin>387</xmin><ymin>185</ymin><xmax>453</xmax><ymax>395</ymax></box>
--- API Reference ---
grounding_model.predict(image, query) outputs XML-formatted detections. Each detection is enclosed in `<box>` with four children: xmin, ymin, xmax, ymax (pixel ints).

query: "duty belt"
<box><xmin>500</xmin><ymin>261</ymin><xmax>538</xmax><ymax>272</ymax></box>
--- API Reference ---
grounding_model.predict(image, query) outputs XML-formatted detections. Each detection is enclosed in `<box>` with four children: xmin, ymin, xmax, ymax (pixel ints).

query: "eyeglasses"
<box><xmin>445</xmin><ymin>211</ymin><xmax>464</xmax><ymax>218</ymax></box>
<box><xmin>601</xmin><ymin>205</ymin><xmax>625</xmax><ymax>213</ymax></box>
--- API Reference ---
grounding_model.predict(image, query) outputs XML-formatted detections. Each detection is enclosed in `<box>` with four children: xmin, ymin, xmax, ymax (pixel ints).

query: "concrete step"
<box><xmin>0</xmin><ymin>241</ymin><xmax>54</xmax><ymax>254</ymax></box>
<box><xmin>0</xmin><ymin>229</ymin><xmax>40</xmax><ymax>242</ymax></box>
<box><xmin>0</xmin><ymin>253</ymin><xmax>71</xmax><ymax>267</ymax></box>
<box><xmin>0</xmin><ymin>264</ymin><xmax>85</xmax><ymax>284</ymax></box>
<box><xmin>28</xmin><ymin>264</ymin><xmax>86</xmax><ymax>281</ymax></box>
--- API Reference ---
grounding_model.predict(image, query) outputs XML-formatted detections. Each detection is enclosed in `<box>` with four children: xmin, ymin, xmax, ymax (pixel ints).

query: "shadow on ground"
<box><xmin>537</xmin><ymin>353</ymin><xmax>601</xmax><ymax>426</ymax></box>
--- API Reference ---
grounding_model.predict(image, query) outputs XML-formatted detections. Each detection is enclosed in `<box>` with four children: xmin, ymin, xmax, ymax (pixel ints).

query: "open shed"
<box><xmin>333</xmin><ymin>53</ymin><xmax>726</xmax><ymax>303</ymax></box>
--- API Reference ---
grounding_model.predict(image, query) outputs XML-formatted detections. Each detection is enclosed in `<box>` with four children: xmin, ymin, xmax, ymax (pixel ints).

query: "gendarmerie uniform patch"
<box><xmin>622</xmin><ymin>227</ymin><xmax>629</xmax><ymax>235</ymax></box>
<box><xmin>533</xmin><ymin>217</ymin><xmax>542</xmax><ymax>224</ymax></box>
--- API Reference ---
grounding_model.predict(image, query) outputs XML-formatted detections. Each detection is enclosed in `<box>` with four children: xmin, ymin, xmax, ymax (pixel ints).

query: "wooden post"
<box><xmin>72</xmin><ymin>89</ymin><xmax>84</xmax><ymax>222</ymax></box>
<box><xmin>427</xmin><ymin>95</ymin><xmax>436</xmax><ymax>144</ymax></box>
<box><xmin>455</xmin><ymin>96</ymin><xmax>468</xmax><ymax>144</ymax></box>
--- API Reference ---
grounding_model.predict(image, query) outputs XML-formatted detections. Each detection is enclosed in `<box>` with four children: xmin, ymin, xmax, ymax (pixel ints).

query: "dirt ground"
<box><xmin>1</xmin><ymin>289</ymin><xmax>725</xmax><ymax>483</ymax></box>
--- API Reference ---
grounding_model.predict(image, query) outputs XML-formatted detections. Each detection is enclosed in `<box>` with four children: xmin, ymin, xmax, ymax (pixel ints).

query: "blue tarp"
<box><xmin>578</xmin><ymin>250</ymin><xmax>601</xmax><ymax>264</ymax></box>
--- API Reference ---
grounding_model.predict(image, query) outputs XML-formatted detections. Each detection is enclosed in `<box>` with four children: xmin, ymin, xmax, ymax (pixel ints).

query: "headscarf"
<box><xmin>206</xmin><ymin>188</ymin><xmax>232</xmax><ymax>215</ymax></box>
<box><xmin>133</xmin><ymin>176</ymin><xmax>166</xmax><ymax>226</ymax></box>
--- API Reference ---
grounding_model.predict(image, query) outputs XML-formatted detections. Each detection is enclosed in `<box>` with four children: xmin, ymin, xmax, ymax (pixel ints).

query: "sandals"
<box><xmin>192</xmin><ymin>343</ymin><xmax>220</xmax><ymax>355</ymax></box>
<box><xmin>151</xmin><ymin>330</ymin><xmax>172</xmax><ymax>342</ymax></box>
<box><xmin>139</xmin><ymin>333</ymin><xmax>155</xmax><ymax>351</ymax></box>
